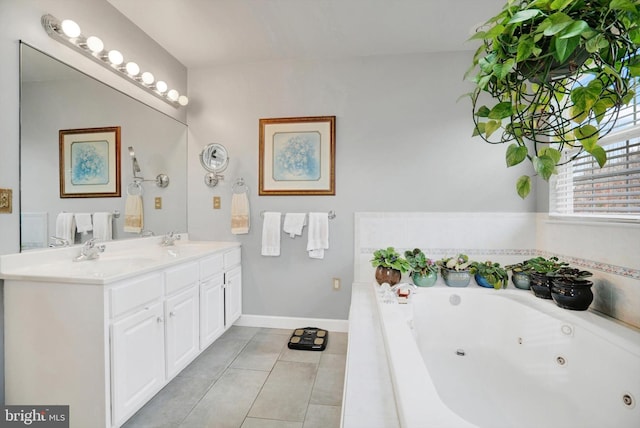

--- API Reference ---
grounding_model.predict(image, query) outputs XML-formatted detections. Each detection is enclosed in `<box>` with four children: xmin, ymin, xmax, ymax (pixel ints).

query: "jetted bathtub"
<box><xmin>375</xmin><ymin>284</ymin><xmax>640</xmax><ymax>428</ymax></box>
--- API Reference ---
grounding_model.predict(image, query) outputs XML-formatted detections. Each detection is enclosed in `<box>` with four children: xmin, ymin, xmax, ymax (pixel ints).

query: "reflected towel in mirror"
<box><xmin>93</xmin><ymin>212</ymin><xmax>113</xmax><ymax>241</ymax></box>
<box><xmin>55</xmin><ymin>212</ymin><xmax>76</xmax><ymax>245</ymax></box>
<box><xmin>124</xmin><ymin>194</ymin><xmax>144</xmax><ymax>233</ymax></box>
<box><xmin>75</xmin><ymin>213</ymin><xmax>93</xmax><ymax>234</ymax></box>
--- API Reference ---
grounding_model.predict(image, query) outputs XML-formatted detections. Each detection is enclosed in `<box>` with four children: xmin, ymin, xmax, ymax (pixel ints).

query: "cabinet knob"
<box><xmin>157</xmin><ymin>316</ymin><xmax>164</xmax><ymax>323</ymax></box>
<box><xmin>169</xmin><ymin>311</ymin><xmax>176</xmax><ymax>317</ymax></box>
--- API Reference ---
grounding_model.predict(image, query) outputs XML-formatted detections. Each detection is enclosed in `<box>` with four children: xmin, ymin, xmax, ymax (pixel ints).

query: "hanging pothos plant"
<box><xmin>466</xmin><ymin>0</ymin><xmax>640</xmax><ymax>198</ymax></box>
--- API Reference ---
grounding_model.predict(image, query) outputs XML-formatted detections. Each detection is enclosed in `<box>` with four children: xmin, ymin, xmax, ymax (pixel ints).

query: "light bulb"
<box><xmin>155</xmin><ymin>80</ymin><xmax>168</xmax><ymax>93</ymax></box>
<box><xmin>86</xmin><ymin>36</ymin><xmax>104</xmax><ymax>53</ymax></box>
<box><xmin>141</xmin><ymin>72</ymin><xmax>154</xmax><ymax>85</ymax></box>
<box><xmin>107</xmin><ymin>50</ymin><xmax>123</xmax><ymax>66</ymax></box>
<box><xmin>61</xmin><ymin>19</ymin><xmax>81</xmax><ymax>38</ymax></box>
<box><xmin>178</xmin><ymin>95</ymin><xmax>189</xmax><ymax>106</ymax></box>
<box><xmin>125</xmin><ymin>62</ymin><xmax>140</xmax><ymax>76</ymax></box>
<box><xmin>167</xmin><ymin>89</ymin><xmax>179</xmax><ymax>102</ymax></box>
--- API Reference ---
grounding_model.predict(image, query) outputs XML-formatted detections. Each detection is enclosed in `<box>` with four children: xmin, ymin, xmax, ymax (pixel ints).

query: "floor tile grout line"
<box><xmin>177</xmin><ymin>329</ymin><xmax>259</xmax><ymax>428</ymax></box>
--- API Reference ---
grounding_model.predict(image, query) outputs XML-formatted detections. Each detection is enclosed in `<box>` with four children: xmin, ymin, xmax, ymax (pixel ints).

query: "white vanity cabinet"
<box><xmin>0</xmin><ymin>239</ymin><xmax>241</xmax><ymax>428</ymax></box>
<box><xmin>224</xmin><ymin>248</ymin><xmax>243</xmax><ymax>327</ymax></box>
<box><xmin>199</xmin><ymin>247</ymin><xmax>242</xmax><ymax>349</ymax></box>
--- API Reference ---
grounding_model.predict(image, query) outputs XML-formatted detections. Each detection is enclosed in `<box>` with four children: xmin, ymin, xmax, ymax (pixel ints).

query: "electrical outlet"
<box><xmin>213</xmin><ymin>196</ymin><xmax>221</xmax><ymax>209</ymax></box>
<box><xmin>154</xmin><ymin>197</ymin><xmax>162</xmax><ymax>209</ymax></box>
<box><xmin>332</xmin><ymin>277</ymin><xmax>341</xmax><ymax>290</ymax></box>
<box><xmin>0</xmin><ymin>188</ymin><xmax>12</xmax><ymax>214</ymax></box>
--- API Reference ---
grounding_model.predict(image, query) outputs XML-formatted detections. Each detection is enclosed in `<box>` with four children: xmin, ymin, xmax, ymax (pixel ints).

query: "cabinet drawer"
<box><xmin>199</xmin><ymin>254</ymin><xmax>224</xmax><ymax>280</ymax></box>
<box><xmin>165</xmin><ymin>262</ymin><xmax>198</xmax><ymax>295</ymax></box>
<box><xmin>224</xmin><ymin>248</ymin><xmax>241</xmax><ymax>269</ymax></box>
<box><xmin>110</xmin><ymin>273</ymin><xmax>163</xmax><ymax>318</ymax></box>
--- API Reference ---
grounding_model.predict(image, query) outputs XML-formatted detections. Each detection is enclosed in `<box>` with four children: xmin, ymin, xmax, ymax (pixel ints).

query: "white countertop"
<box><xmin>0</xmin><ymin>234</ymin><xmax>240</xmax><ymax>285</ymax></box>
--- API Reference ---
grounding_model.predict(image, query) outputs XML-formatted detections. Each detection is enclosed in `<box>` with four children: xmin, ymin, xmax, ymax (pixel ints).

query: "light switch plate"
<box><xmin>0</xmin><ymin>188</ymin><xmax>12</xmax><ymax>213</ymax></box>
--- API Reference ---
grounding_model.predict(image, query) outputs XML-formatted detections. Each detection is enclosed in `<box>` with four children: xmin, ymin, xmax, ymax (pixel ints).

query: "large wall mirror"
<box><xmin>19</xmin><ymin>42</ymin><xmax>187</xmax><ymax>250</ymax></box>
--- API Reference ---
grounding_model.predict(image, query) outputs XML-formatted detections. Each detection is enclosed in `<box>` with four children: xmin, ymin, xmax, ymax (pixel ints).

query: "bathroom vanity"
<box><xmin>0</xmin><ymin>236</ymin><xmax>241</xmax><ymax>428</ymax></box>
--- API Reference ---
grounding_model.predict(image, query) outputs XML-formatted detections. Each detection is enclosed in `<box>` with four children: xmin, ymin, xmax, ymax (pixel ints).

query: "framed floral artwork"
<box><xmin>59</xmin><ymin>126</ymin><xmax>121</xmax><ymax>198</ymax></box>
<box><xmin>259</xmin><ymin>116</ymin><xmax>335</xmax><ymax>195</ymax></box>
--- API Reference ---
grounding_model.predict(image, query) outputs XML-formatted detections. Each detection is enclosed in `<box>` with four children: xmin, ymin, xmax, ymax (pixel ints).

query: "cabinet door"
<box><xmin>225</xmin><ymin>266</ymin><xmax>242</xmax><ymax>327</ymax></box>
<box><xmin>111</xmin><ymin>302</ymin><xmax>165</xmax><ymax>426</ymax></box>
<box><xmin>165</xmin><ymin>285</ymin><xmax>200</xmax><ymax>379</ymax></box>
<box><xmin>200</xmin><ymin>273</ymin><xmax>225</xmax><ymax>349</ymax></box>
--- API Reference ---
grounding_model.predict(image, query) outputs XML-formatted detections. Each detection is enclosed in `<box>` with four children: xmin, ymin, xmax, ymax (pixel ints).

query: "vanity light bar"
<box><xmin>41</xmin><ymin>14</ymin><xmax>189</xmax><ymax>108</ymax></box>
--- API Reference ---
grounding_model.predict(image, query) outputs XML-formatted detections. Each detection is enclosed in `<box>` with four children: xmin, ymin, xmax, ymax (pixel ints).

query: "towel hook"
<box><xmin>233</xmin><ymin>177</ymin><xmax>249</xmax><ymax>194</ymax></box>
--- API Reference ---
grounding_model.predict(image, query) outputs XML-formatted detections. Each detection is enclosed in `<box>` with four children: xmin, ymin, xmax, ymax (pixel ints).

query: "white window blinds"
<box><xmin>550</xmin><ymin>79</ymin><xmax>640</xmax><ymax>220</ymax></box>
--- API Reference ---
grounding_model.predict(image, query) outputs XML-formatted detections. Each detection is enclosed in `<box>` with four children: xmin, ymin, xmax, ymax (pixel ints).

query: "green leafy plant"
<box><xmin>470</xmin><ymin>260</ymin><xmax>509</xmax><ymax>289</ymax></box>
<box><xmin>371</xmin><ymin>247</ymin><xmax>411</xmax><ymax>273</ymax></box>
<box><xmin>404</xmin><ymin>248</ymin><xmax>439</xmax><ymax>275</ymax></box>
<box><xmin>523</xmin><ymin>256</ymin><xmax>570</xmax><ymax>274</ymax></box>
<box><xmin>437</xmin><ymin>253</ymin><xmax>473</xmax><ymax>271</ymax></box>
<box><xmin>465</xmin><ymin>0</ymin><xmax>640</xmax><ymax>198</ymax></box>
<box><xmin>548</xmin><ymin>266</ymin><xmax>593</xmax><ymax>280</ymax></box>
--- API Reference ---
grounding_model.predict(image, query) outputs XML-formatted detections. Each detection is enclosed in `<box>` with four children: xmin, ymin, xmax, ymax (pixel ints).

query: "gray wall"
<box><xmin>186</xmin><ymin>52</ymin><xmax>537</xmax><ymax>321</ymax></box>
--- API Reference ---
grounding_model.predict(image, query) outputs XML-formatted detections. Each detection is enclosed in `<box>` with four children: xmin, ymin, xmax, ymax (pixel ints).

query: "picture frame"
<box><xmin>259</xmin><ymin>116</ymin><xmax>336</xmax><ymax>195</ymax></box>
<box><xmin>59</xmin><ymin>126</ymin><xmax>121</xmax><ymax>198</ymax></box>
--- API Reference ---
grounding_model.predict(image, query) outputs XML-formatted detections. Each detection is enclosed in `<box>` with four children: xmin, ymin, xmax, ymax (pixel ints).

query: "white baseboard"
<box><xmin>235</xmin><ymin>314</ymin><xmax>349</xmax><ymax>333</ymax></box>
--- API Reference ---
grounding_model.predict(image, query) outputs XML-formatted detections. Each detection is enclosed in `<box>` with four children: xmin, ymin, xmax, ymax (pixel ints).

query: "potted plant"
<box><xmin>437</xmin><ymin>254</ymin><xmax>473</xmax><ymax>287</ymax></box>
<box><xmin>404</xmin><ymin>248</ymin><xmax>438</xmax><ymax>287</ymax></box>
<box><xmin>470</xmin><ymin>260</ymin><xmax>509</xmax><ymax>289</ymax></box>
<box><xmin>505</xmin><ymin>260</ymin><xmax>533</xmax><ymax>289</ymax></box>
<box><xmin>466</xmin><ymin>0</ymin><xmax>640</xmax><ymax>199</ymax></box>
<box><xmin>371</xmin><ymin>247</ymin><xmax>410</xmax><ymax>286</ymax></box>
<box><xmin>525</xmin><ymin>256</ymin><xmax>569</xmax><ymax>299</ymax></box>
<box><xmin>548</xmin><ymin>267</ymin><xmax>594</xmax><ymax>310</ymax></box>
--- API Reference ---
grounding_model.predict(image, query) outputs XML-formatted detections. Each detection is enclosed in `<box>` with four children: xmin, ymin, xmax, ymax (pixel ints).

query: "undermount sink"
<box><xmin>0</xmin><ymin>234</ymin><xmax>240</xmax><ymax>284</ymax></box>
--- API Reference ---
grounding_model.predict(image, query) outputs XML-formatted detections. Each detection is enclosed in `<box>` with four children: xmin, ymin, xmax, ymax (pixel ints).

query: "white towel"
<box><xmin>283</xmin><ymin>213</ymin><xmax>306</xmax><ymax>238</ymax></box>
<box><xmin>55</xmin><ymin>212</ymin><xmax>76</xmax><ymax>245</ymax></box>
<box><xmin>124</xmin><ymin>194</ymin><xmax>144</xmax><ymax>233</ymax></box>
<box><xmin>231</xmin><ymin>192</ymin><xmax>250</xmax><ymax>234</ymax></box>
<box><xmin>306</xmin><ymin>212</ymin><xmax>329</xmax><ymax>259</ymax></box>
<box><xmin>261</xmin><ymin>212</ymin><xmax>281</xmax><ymax>256</ymax></box>
<box><xmin>75</xmin><ymin>213</ymin><xmax>93</xmax><ymax>234</ymax></box>
<box><xmin>93</xmin><ymin>212</ymin><xmax>113</xmax><ymax>241</ymax></box>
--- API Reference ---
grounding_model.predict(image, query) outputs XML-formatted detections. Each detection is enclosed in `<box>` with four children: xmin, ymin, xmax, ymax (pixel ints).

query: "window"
<box><xmin>550</xmin><ymin>78</ymin><xmax>640</xmax><ymax>221</ymax></box>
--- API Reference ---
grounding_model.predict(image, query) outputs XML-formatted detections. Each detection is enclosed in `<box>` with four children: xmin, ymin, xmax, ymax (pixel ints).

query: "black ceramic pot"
<box><xmin>550</xmin><ymin>278</ymin><xmax>594</xmax><ymax>311</ymax></box>
<box><xmin>530</xmin><ymin>272</ymin><xmax>553</xmax><ymax>299</ymax></box>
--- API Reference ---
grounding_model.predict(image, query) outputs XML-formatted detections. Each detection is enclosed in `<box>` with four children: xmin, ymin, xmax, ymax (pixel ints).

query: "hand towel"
<box><xmin>55</xmin><ymin>212</ymin><xmax>76</xmax><ymax>245</ymax></box>
<box><xmin>231</xmin><ymin>192</ymin><xmax>250</xmax><ymax>234</ymax></box>
<box><xmin>283</xmin><ymin>213</ymin><xmax>306</xmax><ymax>238</ymax></box>
<box><xmin>306</xmin><ymin>212</ymin><xmax>329</xmax><ymax>259</ymax></box>
<box><xmin>93</xmin><ymin>212</ymin><xmax>113</xmax><ymax>241</ymax></box>
<box><xmin>261</xmin><ymin>212</ymin><xmax>281</xmax><ymax>256</ymax></box>
<box><xmin>124</xmin><ymin>194</ymin><xmax>144</xmax><ymax>233</ymax></box>
<box><xmin>75</xmin><ymin>213</ymin><xmax>93</xmax><ymax>234</ymax></box>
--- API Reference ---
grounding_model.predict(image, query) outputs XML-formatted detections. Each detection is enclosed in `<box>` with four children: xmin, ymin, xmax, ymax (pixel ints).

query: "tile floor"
<box><xmin>122</xmin><ymin>326</ymin><xmax>348</xmax><ymax>428</ymax></box>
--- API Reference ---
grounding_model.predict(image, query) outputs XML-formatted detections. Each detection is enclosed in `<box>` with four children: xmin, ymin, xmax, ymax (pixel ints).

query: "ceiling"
<box><xmin>107</xmin><ymin>0</ymin><xmax>505</xmax><ymax>69</ymax></box>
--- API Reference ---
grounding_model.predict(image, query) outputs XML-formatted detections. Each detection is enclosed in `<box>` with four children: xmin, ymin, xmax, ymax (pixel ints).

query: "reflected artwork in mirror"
<box><xmin>19</xmin><ymin>43</ymin><xmax>187</xmax><ymax>250</ymax></box>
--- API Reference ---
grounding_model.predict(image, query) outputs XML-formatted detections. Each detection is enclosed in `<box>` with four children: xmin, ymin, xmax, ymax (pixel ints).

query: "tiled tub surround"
<box><xmin>345</xmin><ymin>212</ymin><xmax>640</xmax><ymax>427</ymax></box>
<box><xmin>354</xmin><ymin>212</ymin><xmax>640</xmax><ymax>328</ymax></box>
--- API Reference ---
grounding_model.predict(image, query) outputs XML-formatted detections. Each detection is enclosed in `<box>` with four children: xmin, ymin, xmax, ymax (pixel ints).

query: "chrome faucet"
<box><xmin>49</xmin><ymin>236</ymin><xmax>70</xmax><ymax>247</ymax></box>
<box><xmin>160</xmin><ymin>231</ymin><xmax>181</xmax><ymax>246</ymax></box>
<box><xmin>74</xmin><ymin>239</ymin><xmax>106</xmax><ymax>261</ymax></box>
